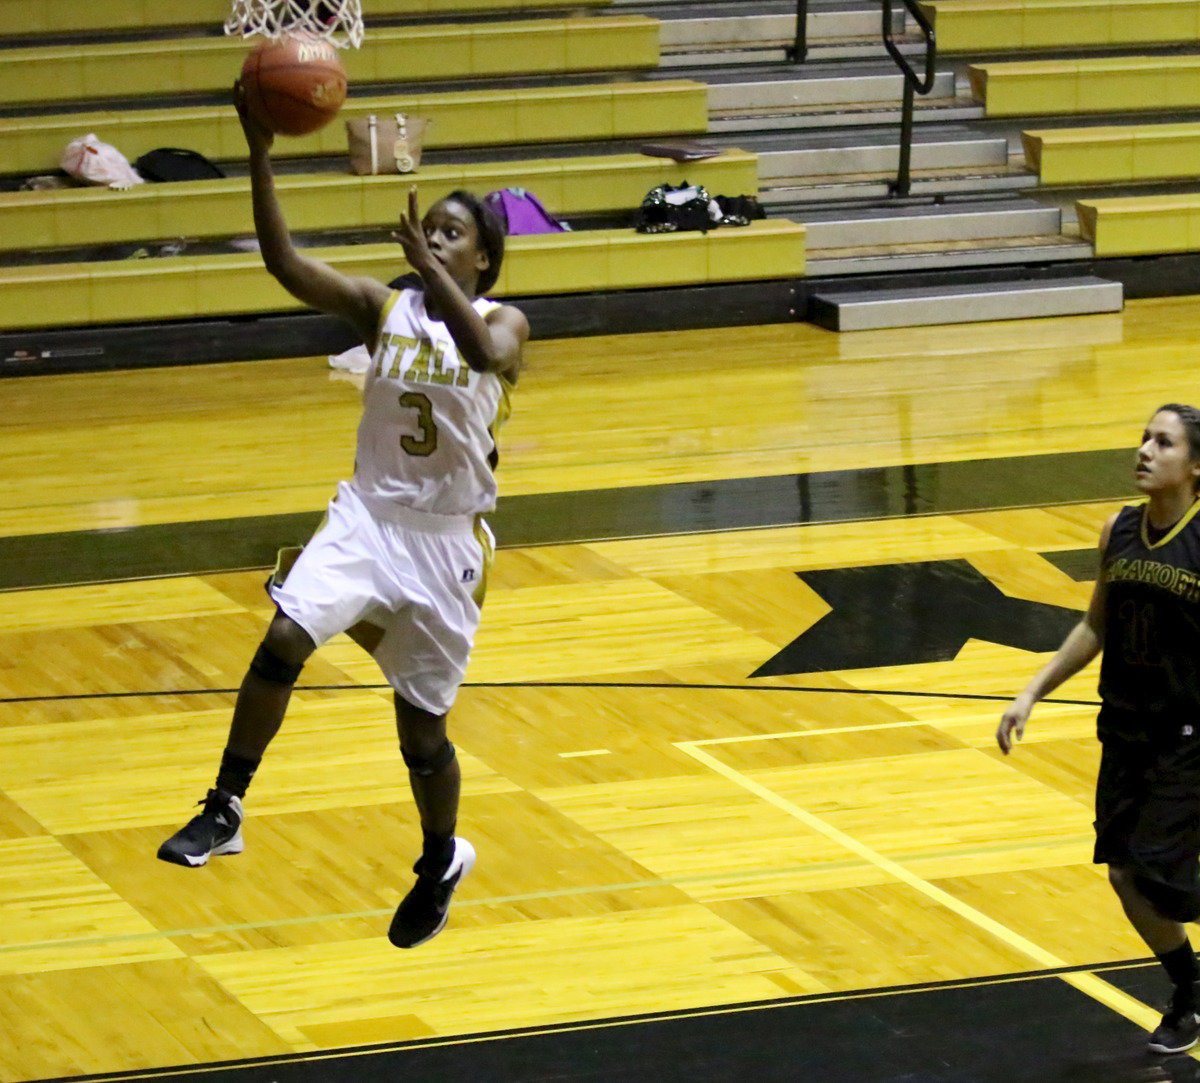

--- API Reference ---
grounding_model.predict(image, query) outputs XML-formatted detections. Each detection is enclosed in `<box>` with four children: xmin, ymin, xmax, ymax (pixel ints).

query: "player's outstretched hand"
<box><xmin>233</xmin><ymin>80</ymin><xmax>274</xmax><ymax>156</ymax></box>
<box><xmin>996</xmin><ymin>697</ymin><xmax>1032</xmax><ymax>755</ymax></box>
<box><xmin>392</xmin><ymin>187</ymin><xmax>436</xmax><ymax>277</ymax></box>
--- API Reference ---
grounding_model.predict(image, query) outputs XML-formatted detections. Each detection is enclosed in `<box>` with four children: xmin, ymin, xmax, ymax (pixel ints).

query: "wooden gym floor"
<box><xmin>5</xmin><ymin>297</ymin><xmax>1200</xmax><ymax>1081</ymax></box>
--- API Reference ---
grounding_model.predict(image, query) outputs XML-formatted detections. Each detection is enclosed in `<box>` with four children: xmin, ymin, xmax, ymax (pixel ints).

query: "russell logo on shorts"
<box><xmin>461</xmin><ymin>568</ymin><xmax>476</xmax><ymax>583</ymax></box>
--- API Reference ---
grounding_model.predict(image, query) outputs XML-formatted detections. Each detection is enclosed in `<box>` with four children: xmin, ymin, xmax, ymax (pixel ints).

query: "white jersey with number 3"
<box><xmin>354</xmin><ymin>288</ymin><xmax>513</xmax><ymax>517</ymax></box>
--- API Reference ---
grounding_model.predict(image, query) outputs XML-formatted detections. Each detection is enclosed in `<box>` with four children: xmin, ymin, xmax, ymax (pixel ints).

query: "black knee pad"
<box><xmin>249</xmin><ymin>643</ymin><xmax>304</xmax><ymax>686</ymax></box>
<box><xmin>402</xmin><ymin>740</ymin><xmax>455</xmax><ymax>777</ymax></box>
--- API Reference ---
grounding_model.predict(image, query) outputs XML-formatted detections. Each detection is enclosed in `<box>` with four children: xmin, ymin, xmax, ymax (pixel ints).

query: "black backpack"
<box><xmin>134</xmin><ymin>147</ymin><xmax>226</xmax><ymax>183</ymax></box>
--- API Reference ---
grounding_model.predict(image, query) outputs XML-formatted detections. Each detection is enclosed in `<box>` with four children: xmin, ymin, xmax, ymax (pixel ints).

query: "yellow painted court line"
<box><xmin>691</xmin><ymin>718</ymin><xmax>934</xmax><ymax>746</ymax></box>
<box><xmin>1062</xmin><ymin>971</ymin><xmax>1160</xmax><ymax>1030</ymax></box>
<box><xmin>689</xmin><ymin>718</ymin><xmax>1100</xmax><ymax>816</ymax></box>
<box><xmin>676</xmin><ymin>740</ymin><xmax>1157</xmax><ymax>1036</ymax></box>
<box><xmin>558</xmin><ymin>748</ymin><xmax>613</xmax><ymax>758</ymax></box>
<box><xmin>688</xmin><ymin>706</ymin><xmax>1097</xmax><ymax>748</ymax></box>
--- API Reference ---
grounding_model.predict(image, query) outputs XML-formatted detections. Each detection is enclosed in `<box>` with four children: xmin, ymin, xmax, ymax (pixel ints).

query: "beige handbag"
<box><xmin>346</xmin><ymin>113</ymin><xmax>428</xmax><ymax>175</ymax></box>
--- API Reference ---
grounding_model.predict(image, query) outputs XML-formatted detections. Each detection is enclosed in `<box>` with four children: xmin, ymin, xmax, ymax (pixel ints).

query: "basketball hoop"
<box><xmin>225</xmin><ymin>0</ymin><xmax>364</xmax><ymax>49</ymax></box>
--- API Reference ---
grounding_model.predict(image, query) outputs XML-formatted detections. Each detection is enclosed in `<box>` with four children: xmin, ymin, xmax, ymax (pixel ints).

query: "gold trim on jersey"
<box><xmin>1140</xmin><ymin>496</ymin><xmax>1200</xmax><ymax>549</ymax></box>
<box><xmin>269</xmin><ymin>499</ymin><xmax>335</xmax><ymax>589</ymax></box>
<box><xmin>472</xmin><ymin>515</ymin><xmax>494</xmax><ymax>608</ymax></box>
<box><xmin>487</xmin><ymin>373</ymin><xmax>514</xmax><ymax>473</ymax></box>
<box><xmin>268</xmin><ymin>545</ymin><xmax>304</xmax><ymax>591</ymax></box>
<box><xmin>371</xmin><ymin>289</ymin><xmax>403</xmax><ymax>358</ymax></box>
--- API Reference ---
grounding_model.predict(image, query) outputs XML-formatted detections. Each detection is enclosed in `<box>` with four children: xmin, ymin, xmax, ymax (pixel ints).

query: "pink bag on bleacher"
<box><xmin>484</xmin><ymin>187</ymin><xmax>567</xmax><ymax>235</ymax></box>
<box><xmin>60</xmin><ymin>134</ymin><xmax>144</xmax><ymax>190</ymax></box>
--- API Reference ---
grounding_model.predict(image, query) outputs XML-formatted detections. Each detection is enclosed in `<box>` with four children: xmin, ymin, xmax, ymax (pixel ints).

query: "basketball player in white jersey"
<box><xmin>157</xmin><ymin>86</ymin><xmax>528</xmax><ymax>950</ymax></box>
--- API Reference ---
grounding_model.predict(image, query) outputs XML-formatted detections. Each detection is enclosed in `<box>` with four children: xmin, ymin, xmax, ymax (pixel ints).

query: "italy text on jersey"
<box><xmin>371</xmin><ymin>333</ymin><xmax>471</xmax><ymax>387</ymax></box>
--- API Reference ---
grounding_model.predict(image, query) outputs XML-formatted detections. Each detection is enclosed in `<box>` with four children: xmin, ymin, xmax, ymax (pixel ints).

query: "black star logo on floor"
<box><xmin>752</xmin><ymin>559</ymin><xmax>1083</xmax><ymax>677</ymax></box>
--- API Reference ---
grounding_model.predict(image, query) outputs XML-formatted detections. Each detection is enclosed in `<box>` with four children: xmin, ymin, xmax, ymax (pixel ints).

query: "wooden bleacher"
<box><xmin>918</xmin><ymin>0</ymin><xmax>1200</xmax><ymax>52</ymax></box>
<box><xmin>968</xmin><ymin>55</ymin><xmax>1200</xmax><ymax>116</ymax></box>
<box><xmin>2</xmin><ymin>81</ymin><xmax>710</xmax><ymax>176</ymax></box>
<box><xmin>1</xmin><ymin>0</ymin><xmax>612</xmax><ymax>37</ymax></box>
<box><xmin>960</xmin><ymin>9</ymin><xmax>1200</xmax><ymax>264</ymax></box>
<box><xmin>1076</xmin><ymin>193</ymin><xmax>1200</xmax><ymax>255</ymax></box>
<box><xmin>0</xmin><ymin>0</ymin><xmax>812</xmax><ymax>337</ymax></box>
<box><xmin>0</xmin><ymin>151</ymin><xmax>759</xmax><ymax>250</ymax></box>
<box><xmin>0</xmin><ymin>16</ymin><xmax>659</xmax><ymax>106</ymax></box>
<box><xmin>1023</xmin><ymin>122</ymin><xmax>1200</xmax><ymax>184</ymax></box>
<box><xmin>0</xmin><ymin>220</ymin><xmax>807</xmax><ymax>329</ymax></box>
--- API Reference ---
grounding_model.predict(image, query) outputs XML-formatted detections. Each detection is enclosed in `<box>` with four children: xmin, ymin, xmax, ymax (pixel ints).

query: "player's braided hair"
<box><xmin>444</xmin><ymin>189</ymin><xmax>505</xmax><ymax>295</ymax></box>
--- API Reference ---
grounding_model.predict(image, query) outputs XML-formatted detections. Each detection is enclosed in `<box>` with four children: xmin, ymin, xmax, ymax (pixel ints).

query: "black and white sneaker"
<box><xmin>157</xmin><ymin>789</ymin><xmax>244</xmax><ymax>868</ymax></box>
<box><xmin>388</xmin><ymin>837</ymin><xmax>475</xmax><ymax>949</ymax></box>
<box><xmin>1149</xmin><ymin>1007</ymin><xmax>1200</xmax><ymax>1054</ymax></box>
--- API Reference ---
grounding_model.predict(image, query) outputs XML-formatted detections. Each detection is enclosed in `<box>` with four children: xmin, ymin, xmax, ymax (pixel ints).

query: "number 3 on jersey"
<box><xmin>399</xmin><ymin>391</ymin><xmax>437</xmax><ymax>456</ymax></box>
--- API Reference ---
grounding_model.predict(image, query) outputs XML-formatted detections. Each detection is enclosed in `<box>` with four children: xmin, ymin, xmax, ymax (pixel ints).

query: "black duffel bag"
<box><xmin>134</xmin><ymin>147</ymin><xmax>226</xmax><ymax>182</ymax></box>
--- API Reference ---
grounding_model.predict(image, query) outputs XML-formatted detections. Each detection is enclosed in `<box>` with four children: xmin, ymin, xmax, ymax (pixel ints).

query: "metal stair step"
<box><xmin>708</xmin><ymin>98</ymin><xmax>980</xmax><ymax>134</ymax></box>
<box><xmin>757</xmin><ymin>138</ymin><xmax>1008</xmax><ymax>179</ymax></box>
<box><xmin>704</xmin><ymin>70</ymin><xmax>980</xmax><ymax>130</ymax></box>
<box><xmin>797</xmin><ymin>201</ymin><xmax>1061</xmax><ymax>248</ymax></box>
<box><xmin>760</xmin><ymin>166</ymin><xmax>1037</xmax><ymax>203</ymax></box>
<box><xmin>660</xmin><ymin>38</ymin><xmax>924</xmax><ymax>67</ymax></box>
<box><xmin>658</xmin><ymin>8</ymin><xmax>902</xmax><ymax>48</ymax></box>
<box><xmin>755</xmin><ymin>139</ymin><xmax>1034</xmax><ymax>202</ymax></box>
<box><xmin>804</xmin><ymin>235</ymin><xmax>1095</xmax><ymax>275</ymax></box>
<box><xmin>706</xmin><ymin>70</ymin><xmax>956</xmax><ymax>110</ymax></box>
<box><xmin>809</xmin><ymin>275</ymin><xmax>1124</xmax><ymax>330</ymax></box>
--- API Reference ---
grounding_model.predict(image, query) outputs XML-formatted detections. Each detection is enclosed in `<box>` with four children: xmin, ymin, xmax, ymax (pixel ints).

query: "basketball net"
<box><xmin>224</xmin><ymin>0</ymin><xmax>364</xmax><ymax>49</ymax></box>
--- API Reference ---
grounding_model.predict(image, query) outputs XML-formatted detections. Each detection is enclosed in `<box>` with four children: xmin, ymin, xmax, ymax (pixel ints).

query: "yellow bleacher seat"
<box><xmin>2</xmin><ymin>81</ymin><xmax>709</xmax><ymax>176</ymax></box>
<box><xmin>1077</xmin><ymin>192</ymin><xmax>1200</xmax><ymax>255</ymax></box>
<box><xmin>0</xmin><ymin>151</ymin><xmax>759</xmax><ymax>251</ymax></box>
<box><xmin>968</xmin><ymin>55</ymin><xmax>1200</xmax><ymax>116</ymax></box>
<box><xmin>0</xmin><ymin>220</ymin><xmax>806</xmax><ymax>329</ymax></box>
<box><xmin>1024</xmin><ymin>122</ymin><xmax>1200</xmax><ymax>184</ymax></box>
<box><xmin>920</xmin><ymin>0</ymin><xmax>1200</xmax><ymax>52</ymax></box>
<box><xmin>0</xmin><ymin>0</ymin><xmax>611</xmax><ymax>37</ymax></box>
<box><xmin>0</xmin><ymin>17</ymin><xmax>660</xmax><ymax>106</ymax></box>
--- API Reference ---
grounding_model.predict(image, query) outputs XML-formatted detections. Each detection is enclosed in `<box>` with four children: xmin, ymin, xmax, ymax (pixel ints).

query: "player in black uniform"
<box><xmin>998</xmin><ymin>404</ymin><xmax>1200</xmax><ymax>1054</ymax></box>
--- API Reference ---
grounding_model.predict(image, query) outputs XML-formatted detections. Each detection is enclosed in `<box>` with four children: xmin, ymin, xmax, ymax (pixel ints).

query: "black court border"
<box><xmin>34</xmin><ymin>957</ymin><xmax>1178</xmax><ymax>1083</ymax></box>
<box><xmin>0</xmin><ymin>447</ymin><xmax>1135</xmax><ymax>592</ymax></box>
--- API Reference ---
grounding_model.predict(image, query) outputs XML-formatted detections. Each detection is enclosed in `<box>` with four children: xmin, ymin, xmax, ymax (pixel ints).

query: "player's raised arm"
<box><xmin>235</xmin><ymin>83</ymin><xmax>390</xmax><ymax>348</ymax></box>
<box><xmin>393</xmin><ymin>188</ymin><xmax>528</xmax><ymax>380</ymax></box>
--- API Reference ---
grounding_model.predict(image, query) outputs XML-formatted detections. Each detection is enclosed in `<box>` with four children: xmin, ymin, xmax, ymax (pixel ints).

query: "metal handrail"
<box><xmin>786</xmin><ymin>0</ymin><xmax>808</xmax><ymax>63</ymax></box>
<box><xmin>881</xmin><ymin>0</ymin><xmax>937</xmax><ymax>196</ymax></box>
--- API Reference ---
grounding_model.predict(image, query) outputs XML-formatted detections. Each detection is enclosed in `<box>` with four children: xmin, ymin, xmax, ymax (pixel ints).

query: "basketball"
<box><xmin>240</xmin><ymin>34</ymin><xmax>347</xmax><ymax>137</ymax></box>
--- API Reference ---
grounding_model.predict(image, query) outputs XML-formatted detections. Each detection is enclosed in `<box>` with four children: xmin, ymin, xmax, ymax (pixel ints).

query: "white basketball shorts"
<box><xmin>269</xmin><ymin>481</ymin><xmax>493</xmax><ymax>715</ymax></box>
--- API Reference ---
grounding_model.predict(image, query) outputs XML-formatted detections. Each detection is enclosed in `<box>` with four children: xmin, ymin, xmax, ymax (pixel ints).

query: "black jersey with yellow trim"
<box><xmin>1098</xmin><ymin>499</ymin><xmax>1200</xmax><ymax>732</ymax></box>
